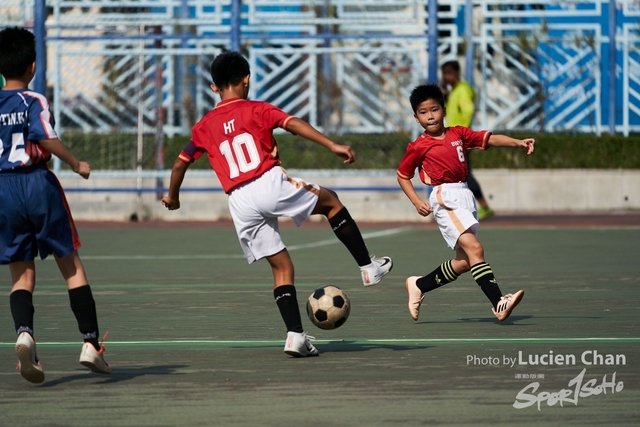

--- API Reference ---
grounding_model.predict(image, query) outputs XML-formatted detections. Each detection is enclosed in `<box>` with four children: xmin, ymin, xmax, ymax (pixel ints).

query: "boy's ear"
<box><xmin>210</xmin><ymin>83</ymin><xmax>220</xmax><ymax>94</ymax></box>
<box><xmin>243</xmin><ymin>74</ymin><xmax>250</xmax><ymax>87</ymax></box>
<box><xmin>25</xmin><ymin>61</ymin><xmax>36</xmax><ymax>78</ymax></box>
<box><xmin>413</xmin><ymin>113</ymin><xmax>419</xmax><ymax>123</ymax></box>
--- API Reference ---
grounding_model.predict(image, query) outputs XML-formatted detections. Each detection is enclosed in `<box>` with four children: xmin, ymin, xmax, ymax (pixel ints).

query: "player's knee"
<box><xmin>313</xmin><ymin>187</ymin><xmax>343</xmax><ymax>216</ymax></box>
<box><xmin>469</xmin><ymin>242</ymin><xmax>484</xmax><ymax>260</ymax></box>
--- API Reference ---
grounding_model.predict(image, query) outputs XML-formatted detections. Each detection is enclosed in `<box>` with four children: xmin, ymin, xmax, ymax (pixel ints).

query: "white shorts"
<box><xmin>228</xmin><ymin>167</ymin><xmax>320</xmax><ymax>263</ymax></box>
<box><xmin>429</xmin><ymin>182</ymin><xmax>479</xmax><ymax>250</ymax></box>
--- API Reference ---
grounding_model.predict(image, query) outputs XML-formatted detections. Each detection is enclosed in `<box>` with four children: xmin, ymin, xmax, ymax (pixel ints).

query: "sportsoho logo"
<box><xmin>466</xmin><ymin>349</ymin><xmax>627</xmax><ymax>410</ymax></box>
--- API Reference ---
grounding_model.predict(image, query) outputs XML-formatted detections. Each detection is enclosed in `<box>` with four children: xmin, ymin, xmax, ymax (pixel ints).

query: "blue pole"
<box><xmin>178</xmin><ymin>0</ymin><xmax>189</xmax><ymax>132</ymax></box>
<box><xmin>608</xmin><ymin>0</ymin><xmax>616</xmax><ymax>134</ymax></box>
<box><xmin>464</xmin><ymin>0</ymin><xmax>474</xmax><ymax>86</ymax></box>
<box><xmin>231</xmin><ymin>0</ymin><xmax>242</xmax><ymax>51</ymax></box>
<box><xmin>322</xmin><ymin>1</ymin><xmax>331</xmax><ymax>130</ymax></box>
<box><xmin>427</xmin><ymin>0</ymin><xmax>439</xmax><ymax>84</ymax></box>
<box><xmin>33</xmin><ymin>0</ymin><xmax>46</xmax><ymax>95</ymax></box>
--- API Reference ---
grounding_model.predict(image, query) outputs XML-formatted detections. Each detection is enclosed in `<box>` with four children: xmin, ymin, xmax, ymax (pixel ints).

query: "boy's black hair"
<box><xmin>209</xmin><ymin>51</ymin><xmax>250</xmax><ymax>89</ymax></box>
<box><xmin>0</xmin><ymin>27</ymin><xmax>36</xmax><ymax>79</ymax></box>
<box><xmin>409</xmin><ymin>84</ymin><xmax>445</xmax><ymax>112</ymax></box>
<box><xmin>441</xmin><ymin>60</ymin><xmax>461</xmax><ymax>72</ymax></box>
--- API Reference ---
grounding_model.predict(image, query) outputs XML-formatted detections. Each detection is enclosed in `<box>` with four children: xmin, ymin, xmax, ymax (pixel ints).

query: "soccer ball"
<box><xmin>306</xmin><ymin>285</ymin><xmax>351</xmax><ymax>330</ymax></box>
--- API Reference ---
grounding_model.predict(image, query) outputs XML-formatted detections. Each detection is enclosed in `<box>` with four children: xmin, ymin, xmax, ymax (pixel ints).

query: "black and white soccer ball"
<box><xmin>306</xmin><ymin>285</ymin><xmax>351</xmax><ymax>330</ymax></box>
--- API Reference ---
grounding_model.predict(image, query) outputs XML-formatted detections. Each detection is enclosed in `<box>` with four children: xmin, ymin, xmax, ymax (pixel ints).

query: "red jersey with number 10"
<box><xmin>397</xmin><ymin>126</ymin><xmax>491</xmax><ymax>186</ymax></box>
<box><xmin>180</xmin><ymin>98</ymin><xmax>294</xmax><ymax>193</ymax></box>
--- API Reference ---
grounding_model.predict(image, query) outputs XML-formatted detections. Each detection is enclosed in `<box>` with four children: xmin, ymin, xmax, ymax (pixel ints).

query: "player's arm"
<box><xmin>285</xmin><ymin>117</ymin><xmax>355</xmax><ymax>164</ymax></box>
<box><xmin>397</xmin><ymin>175</ymin><xmax>432</xmax><ymax>217</ymax></box>
<box><xmin>488</xmin><ymin>134</ymin><xmax>535</xmax><ymax>155</ymax></box>
<box><xmin>39</xmin><ymin>138</ymin><xmax>90</xmax><ymax>179</ymax></box>
<box><xmin>161</xmin><ymin>158</ymin><xmax>190</xmax><ymax>211</ymax></box>
<box><xmin>162</xmin><ymin>141</ymin><xmax>201</xmax><ymax>210</ymax></box>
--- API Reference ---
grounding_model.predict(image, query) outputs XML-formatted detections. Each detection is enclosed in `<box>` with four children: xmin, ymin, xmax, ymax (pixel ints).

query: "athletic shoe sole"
<box><xmin>15</xmin><ymin>337</ymin><xmax>44</xmax><ymax>384</ymax></box>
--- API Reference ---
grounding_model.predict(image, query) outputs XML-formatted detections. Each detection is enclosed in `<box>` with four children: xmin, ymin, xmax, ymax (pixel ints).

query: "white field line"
<box><xmin>73</xmin><ymin>227</ymin><xmax>413</xmax><ymax>260</ymax></box>
<box><xmin>1</xmin><ymin>337</ymin><xmax>639</xmax><ymax>347</ymax></box>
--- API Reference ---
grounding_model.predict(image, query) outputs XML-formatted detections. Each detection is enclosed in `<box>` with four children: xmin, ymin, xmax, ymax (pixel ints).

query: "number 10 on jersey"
<box><xmin>219</xmin><ymin>132</ymin><xmax>261</xmax><ymax>178</ymax></box>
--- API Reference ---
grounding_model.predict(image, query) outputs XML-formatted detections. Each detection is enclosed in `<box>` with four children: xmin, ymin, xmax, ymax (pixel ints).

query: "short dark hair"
<box><xmin>209</xmin><ymin>51</ymin><xmax>250</xmax><ymax>89</ymax></box>
<box><xmin>409</xmin><ymin>84</ymin><xmax>445</xmax><ymax>112</ymax></box>
<box><xmin>441</xmin><ymin>60</ymin><xmax>460</xmax><ymax>72</ymax></box>
<box><xmin>0</xmin><ymin>27</ymin><xmax>36</xmax><ymax>79</ymax></box>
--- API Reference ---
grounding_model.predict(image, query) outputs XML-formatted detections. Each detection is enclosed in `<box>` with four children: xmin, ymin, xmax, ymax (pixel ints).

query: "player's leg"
<box><xmin>227</xmin><ymin>181</ymin><xmax>317</xmax><ymax>357</ymax></box>
<box><xmin>405</xmin><ymin>252</ymin><xmax>465</xmax><ymax>321</ymax></box>
<box><xmin>55</xmin><ymin>251</ymin><xmax>110</xmax><ymax>373</ymax></box>
<box><xmin>457</xmin><ymin>231</ymin><xmax>500</xmax><ymax>305</ymax></box>
<box><xmin>2</xmin><ymin>173</ymin><xmax>45</xmax><ymax>382</ymax></box>
<box><xmin>27</xmin><ymin>170</ymin><xmax>110</xmax><ymax>372</ymax></box>
<box><xmin>456</xmin><ymin>232</ymin><xmax>523</xmax><ymax>321</ymax></box>
<box><xmin>312</xmin><ymin>186</ymin><xmax>392</xmax><ymax>286</ymax></box>
<box><xmin>266</xmin><ymin>249</ymin><xmax>318</xmax><ymax>357</ymax></box>
<box><xmin>9</xmin><ymin>261</ymin><xmax>45</xmax><ymax>383</ymax></box>
<box><xmin>406</xmin><ymin>184</ymin><xmax>478</xmax><ymax>320</ymax></box>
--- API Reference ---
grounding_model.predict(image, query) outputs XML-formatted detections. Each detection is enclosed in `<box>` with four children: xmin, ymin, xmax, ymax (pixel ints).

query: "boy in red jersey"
<box><xmin>162</xmin><ymin>52</ymin><xmax>392</xmax><ymax>357</ymax></box>
<box><xmin>397</xmin><ymin>84</ymin><xmax>534</xmax><ymax>322</ymax></box>
<box><xmin>0</xmin><ymin>27</ymin><xmax>110</xmax><ymax>383</ymax></box>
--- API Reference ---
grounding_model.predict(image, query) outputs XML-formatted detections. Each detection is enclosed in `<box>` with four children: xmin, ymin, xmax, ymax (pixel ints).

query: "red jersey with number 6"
<box><xmin>179</xmin><ymin>98</ymin><xmax>294</xmax><ymax>193</ymax></box>
<box><xmin>397</xmin><ymin>126</ymin><xmax>491</xmax><ymax>186</ymax></box>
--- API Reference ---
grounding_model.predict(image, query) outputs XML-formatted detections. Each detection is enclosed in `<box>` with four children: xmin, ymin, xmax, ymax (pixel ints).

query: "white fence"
<box><xmin>1</xmin><ymin>1</ymin><xmax>638</xmax><ymax>172</ymax></box>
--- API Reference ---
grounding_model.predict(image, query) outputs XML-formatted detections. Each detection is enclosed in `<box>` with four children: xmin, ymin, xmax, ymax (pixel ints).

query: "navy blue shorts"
<box><xmin>0</xmin><ymin>167</ymin><xmax>81</xmax><ymax>264</ymax></box>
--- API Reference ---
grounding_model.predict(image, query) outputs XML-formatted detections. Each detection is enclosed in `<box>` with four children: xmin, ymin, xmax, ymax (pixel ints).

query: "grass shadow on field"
<box><xmin>317</xmin><ymin>341</ymin><xmax>431</xmax><ymax>354</ymax></box>
<box><xmin>37</xmin><ymin>364</ymin><xmax>187</xmax><ymax>388</ymax></box>
<box><xmin>231</xmin><ymin>342</ymin><xmax>431</xmax><ymax>354</ymax></box>
<box><xmin>416</xmin><ymin>315</ymin><xmax>534</xmax><ymax>325</ymax></box>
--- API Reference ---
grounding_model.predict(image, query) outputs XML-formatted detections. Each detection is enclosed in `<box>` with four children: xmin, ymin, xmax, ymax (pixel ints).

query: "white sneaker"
<box><xmin>15</xmin><ymin>332</ymin><xmax>45</xmax><ymax>384</ymax></box>
<box><xmin>406</xmin><ymin>276</ymin><xmax>425</xmax><ymax>321</ymax></box>
<box><xmin>79</xmin><ymin>342</ymin><xmax>111</xmax><ymax>374</ymax></box>
<box><xmin>284</xmin><ymin>331</ymin><xmax>319</xmax><ymax>357</ymax></box>
<box><xmin>492</xmin><ymin>290</ymin><xmax>525</xmax><ymax>322</ymax></box>
<box><xmin>360</xmin><ymin>255</ymin><xmax>393</xmax><ymax>286</ymax></box>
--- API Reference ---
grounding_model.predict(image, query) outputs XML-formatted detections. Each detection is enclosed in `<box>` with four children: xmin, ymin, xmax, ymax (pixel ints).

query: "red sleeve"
<box><xmin>177</xmin><ymin>140</ymin><xmax>206</xmax><ymax>164</ymax></box>
<box><xmin>260</xmin><ymin>103</ymin><xmax>294</xmax><ymax>130</ymax></box>
<box><xmin>397</xmin><ymin>143</ymin><xmax>420</xmax><ymax>180</ymax></box>
<box><xmin>457</xmin><ymin>126</ymin><xmax>492</xmax><ymax>151</ymax></box>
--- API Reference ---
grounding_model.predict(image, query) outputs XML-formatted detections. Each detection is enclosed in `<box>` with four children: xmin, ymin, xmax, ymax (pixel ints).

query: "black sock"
<box><xmin>328</xmin><ymin>207</ymin><xmax>371</xmax><ymax>266</ymax></box>
<box><xmin>274</xmin><ymin>285</ymin><xmax>304</xmax><ymax>333</ymax></box>
<box><xmin>470</xmin><ymin>262</ymin><xmax>503</xmax><ymax>308</ymax></box>
<box><xmin>416</xmin><ymin>260</ymin><xmax>459</xmax><ymax>293</ymax></box>
<box><xmin>10</xmin><ymin>290</ymin><xmax>35</xmax><ymax>337</ymax></box>
<box><xmin>69</xmin><ymin>285</ymin><xmax>100</xmax><ymax>350</ymax></box>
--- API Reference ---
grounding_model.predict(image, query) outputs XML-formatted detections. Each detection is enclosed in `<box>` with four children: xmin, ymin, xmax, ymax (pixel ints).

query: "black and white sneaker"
<box><xmin>360</xmin><ymin>255</ymin><xmax>393</xmax><ymax>286</ymax></box>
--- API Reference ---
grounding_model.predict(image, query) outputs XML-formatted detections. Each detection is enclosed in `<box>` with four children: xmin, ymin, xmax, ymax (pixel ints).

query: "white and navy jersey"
<box><xmin>0</xmin><ymin>89</ymin><xmax>57</xmax><ymax>172</ymax></box>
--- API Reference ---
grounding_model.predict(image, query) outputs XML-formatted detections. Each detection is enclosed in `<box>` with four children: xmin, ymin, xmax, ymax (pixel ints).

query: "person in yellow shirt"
<box><xmin>441</xmin><ymin>60</ymin><xmax>494</xmax><ymax>220</ymax></box>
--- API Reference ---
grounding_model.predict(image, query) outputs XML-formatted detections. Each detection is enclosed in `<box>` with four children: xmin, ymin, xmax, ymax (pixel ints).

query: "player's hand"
<box><xmin>414</xmin><ymin>200</ymin><xmax>433</xmax><ymax>217</ymax></box>
<box><xmin>161</xmin><ymin>196</ymin><xmax>180</xmax><ymax>210</ymax></box>
<box><xmin>74</xmin><ymin>161</ymin><xmax>91</xmax><ymax>179</ymax></box>
<box><xmin>521</xmin><ymin>138</ymin><xmax>535</xmax><ymax>155</ymax></box>
<box><xmin>332</xmin><ymin>144</ymin><xmax>356</xmax><ymax>164</ymax></box>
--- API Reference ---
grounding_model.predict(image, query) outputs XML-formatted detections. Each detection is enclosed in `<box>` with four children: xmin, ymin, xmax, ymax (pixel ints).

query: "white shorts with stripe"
<box><xmin>429</xmin><ymin>182</ymin><xmax>479</xmax><ymax>250</ymax></box>
<box><xmin>228</xmin><ymin>166</ymin><xmax>320</xmax><ymax>263</ymax></box>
